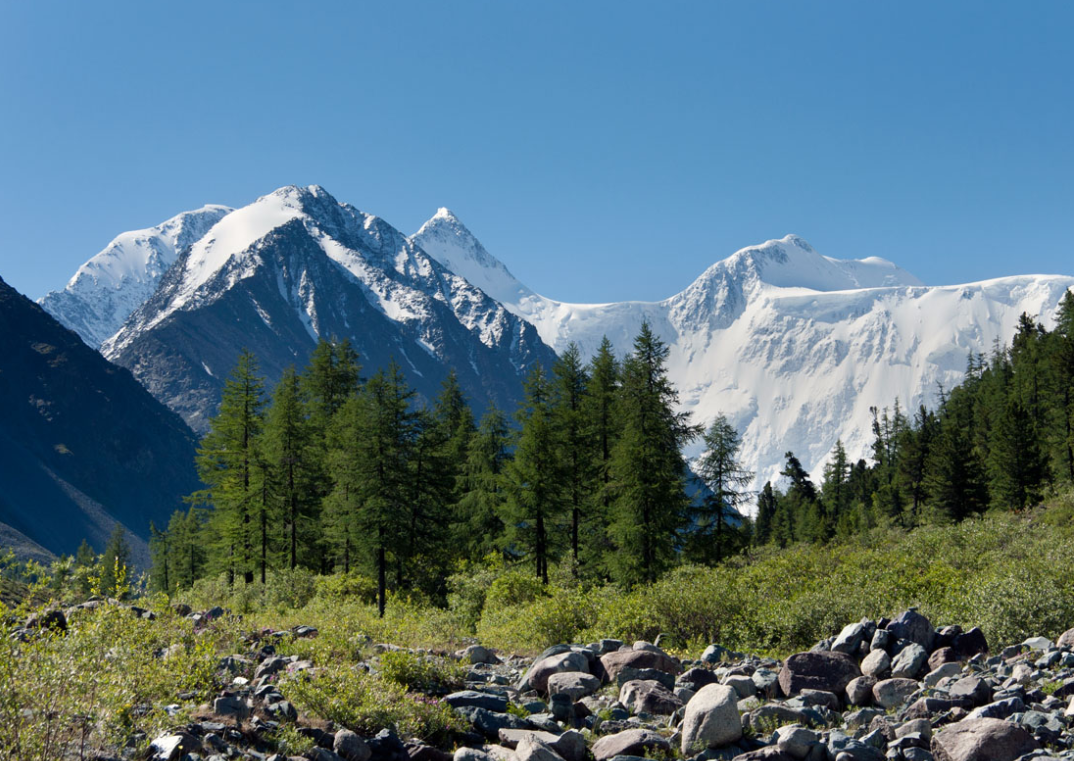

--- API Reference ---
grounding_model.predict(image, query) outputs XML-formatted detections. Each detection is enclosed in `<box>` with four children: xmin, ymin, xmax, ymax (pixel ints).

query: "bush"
<box><xmin>378</xmin><ymin>650</ymin><xmax>465</xmax><ymax>693</ymax></box>
<box><xmin>315</xmin><ymin>571</ymin><xmax>377</xmax><ymax>604</ymax></box>
<box><xmin>281</xmin><ymin>665</ymin><xmax>467</xmax><ymax>745</ymax></box>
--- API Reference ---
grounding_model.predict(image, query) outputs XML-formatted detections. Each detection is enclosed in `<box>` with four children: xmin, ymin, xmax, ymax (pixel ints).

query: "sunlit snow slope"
<box><xmin>40</xmin><ymin>205</ymin><xmax>234</xmax><ymax>347</ymax></box>
<box><xmin>413</xmin><ymin>214</ymin><xmax>1074</xmax><ymax>491</ymax></box>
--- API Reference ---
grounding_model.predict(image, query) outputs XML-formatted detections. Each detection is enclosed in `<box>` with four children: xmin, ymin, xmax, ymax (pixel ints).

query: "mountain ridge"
<box><xmin>411</xmin><ymin>212</ymin><xmax>1074</xmax><ymax>489</ymax></box>
<box><xmin>38</xmin><ymin>186</ymin><xmax>1074</xmax><ymax>495</ymax></box>
<box><xmin>0</xmin><ymin>274</ymin><xmax>200</xmax><ymax>562</ymax></box>
<box><xmin>96</xmin><ymin>186</ymin><xmax>557</xmax><ymax>433</ymax></box>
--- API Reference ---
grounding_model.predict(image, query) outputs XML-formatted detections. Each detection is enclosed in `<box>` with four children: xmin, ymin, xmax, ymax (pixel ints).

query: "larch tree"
<box><xmin>607</xmin><ymin>322</ymin><xmax>699</xmax><ymax>585</ymax></box>
<box><xmin>501</xmin><ymin>364</ymin><xmax>564</xmax><ymax>583</ymax></box>
<box><xmin>688</xmin><ymin>414</ymin><xmax>753</xmax><ymax>563</ymax></box>
<box><xmin>193</xmin><ymin>349</ymin><xmax>266</xmax><ymax>584</ymax></box>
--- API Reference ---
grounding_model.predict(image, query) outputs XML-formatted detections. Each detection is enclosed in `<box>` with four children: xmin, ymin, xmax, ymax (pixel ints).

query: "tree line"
<box><xmin>754</xmin><ymin>292</ymin><xmax>1074</xmax><ymax>544</ymax></box>
<box><xmin>149</xmin><ymin>323</ymin><xmax>753</xmax><ymax>613</ymax></box>
<box><xmin>150</xmin><ymin>292</ymin><xmax>1074</xmax><ymax>609</ymax></box>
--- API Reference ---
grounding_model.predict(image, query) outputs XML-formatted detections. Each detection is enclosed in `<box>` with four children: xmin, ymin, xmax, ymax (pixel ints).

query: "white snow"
<box><xmin>412</xmin><ymin>210</ymin><xmax>1074</xmax><ymax>499</ymax></box>
<box><xmin>39</xmin><ymin>204</ymin><xmax>233</xmax><ymax>346</ymax></box>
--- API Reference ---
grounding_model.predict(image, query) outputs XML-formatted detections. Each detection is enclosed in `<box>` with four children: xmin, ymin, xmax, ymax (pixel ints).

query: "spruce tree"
<box><xmin>350</xmin><ymin>361</ymin><xmax>417</xmax><ymax>616</ymax></box>
<box><xmin>148</xmin><ymin>522</ymin><xmax>169</xmax><ymax>593</ymax></box>
<box><xmin>607</xmin><ymin>322</ymin><xmax>699</xmax><ymax>585</ymax></box>
<box><xmin>264</xmin><ymin>366</ymin><xmax>316</xmax><ymax>570</ymax></box>
<box><xmin>754</xmin><ymin>482</ymin><xmax>777</xmax><ymax>545</ymax></box>
<box><xmin>456</xmin><ymin>404</ymin><xmax>511</xmax><ymax>557</ymax></box>
<box><xmin>194</xmin><ymin>349</ymin><xmax>266</xmax><ymax>584</ymax></box>
<box><xmin>501</xmin><ymin>364</ymin><xmax>564</xmax><ymax>583</ymax></box>
<box><xmin>988</xmin><ymin>397</ymin><xmax>1048</xmax><ymax>510</ymax></box>
<box><xmin>688</xmin><ymin>414</ymin><xmax>753</xmax><ymax>563</ymax></box>
<box><xmin>552</xmin><ymin>343</ymin><xmax>595</xmax><ymax>570</ymax></box>
<box><xmin>583</xmin><ymin>336</ymin><xmax>621</xmax><ymax>568</ymax></box>
<box><xmin>925</xmin><ymin>405</ymin><xmax>988</xmax><ymax>522</ymax></box>
<box><xmin>820</xmin><ymin>440</ymin><xmax>851</xmax><ymax>534</ymax></box>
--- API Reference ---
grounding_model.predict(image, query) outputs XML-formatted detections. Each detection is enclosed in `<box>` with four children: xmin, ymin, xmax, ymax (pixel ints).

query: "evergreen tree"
<box><xmin>925</xmin><ymin>400</ymin><xmax>988</xmax><ymax>521</ymax></box>
<box><xmin>456</xmin><ymin>404</ymin><xmax>511</xmax><ymax>557</ymax></box>
<box><xmin>1052</xmin><ymin>291</ymin><xmax>1074</xmax><ymax>482</ymax></box>
<box><xmin>896</xmin><ymin>405</ymin><xmax>936</xmax><ymax>524</ymax></box>
<box><xmin>264</xmin><ymin>366</ymin><xmax>316</xmax><ymax>571</ymax></box>
<box><xmin>148</xmin><ymin>522</ymin><xmax>169</xmax><ymax>593</ymax></box>
<box><xmin>167</xmin><ymin>508</ymin><xmax>207</xmax><ymax>590</ymax></box>
<box><xmin>349</xmin><ymin>361</ymin><xmax>418</xmax><ymax>616</ymax></box>
<box><xmin>820</xmin><ymin>440</ymin><xmax>851</xmax><ymax>534</ymax></box>
<box><xmin>687</xmin><ymin>414</ymin><xmax>753</xmax><ymax>563</ymax></box>
<box><xmin>607</xmin><ymin>323</ymin><xmax>700</xmax><ymax>585</ymax></box>
<box><xmin>552</xmin><ymin>343</ymin><xmax>595</xmax><ymax>569</ymax></box>
<box><xmin>754</xmin><ymin>482</ymin><xmax>777</xmax><ymax>545</ymax></box>
<box><xmin>194</xmin><ymin>349</ymin><xmax>266</xmax><ymax>584</ymax></box>
<box><xmin>433</xmin><ymin>369</ymin><xmax>477</xmax><ymax>562</ymax></box>
<box><xmin>401</xmin><ymin>406</ymin><xmax>456</xmax><ymax>597</ymax></box>
<box><xmin>583</xmin><ymin>336</ymin><xmax>621</xmax><ymax>569</ymax></box>
<box><xmin>501</xmin><ymin>364</ymin><xmax>564</xmax><ymax>583</ymax></box>
<box><xmin>988</xmin><ymin>397</ymin><xmax>1049</xmax><ymax>510</ymax></box>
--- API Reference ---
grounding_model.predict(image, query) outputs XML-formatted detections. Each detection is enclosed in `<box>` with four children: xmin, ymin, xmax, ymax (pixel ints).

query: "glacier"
<box><xmin>412</xmin><ymin>213</ymin><xmax>1074</xmax><ymax>492</ymax></box>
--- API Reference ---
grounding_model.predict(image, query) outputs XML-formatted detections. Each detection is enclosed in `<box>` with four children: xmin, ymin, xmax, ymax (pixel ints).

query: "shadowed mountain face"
<box><xmin>0</xmin><ymin>275</ymin><xmax>199</xmax><ymax>561</ymax></box>
<box><xmin>100</xmin><ymin>186</ymin><xmax>557</xmax><ymax>433</ymax></box>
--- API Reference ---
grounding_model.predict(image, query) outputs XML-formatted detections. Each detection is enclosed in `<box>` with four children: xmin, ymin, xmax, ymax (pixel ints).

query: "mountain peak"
<box><xmin>715</xmin><ymin>234</ymin><xmax>923</xmax><ymax>292</ymax></box>
<box><xmin>411</xmin><ymin>209</ymin><xmax>533</xmax><ymax>308</ymax></box>
<box><xmin>38</xmin><ymin>204</ymin><xmax>233</xmax><ymax>347</ymax></box>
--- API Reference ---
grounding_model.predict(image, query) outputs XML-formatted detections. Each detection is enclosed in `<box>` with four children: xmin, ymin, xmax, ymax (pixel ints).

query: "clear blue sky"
<box><xmin>1</xmin><ymin>2</ymin><xmax>1071</xmax><ymax>302</ymax></box>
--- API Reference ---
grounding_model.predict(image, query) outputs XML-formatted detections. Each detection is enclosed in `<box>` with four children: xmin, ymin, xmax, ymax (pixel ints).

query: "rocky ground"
<box><xmin>16</xmin><ymin>605</ymin><xmax>1074</xmax><ymax>761</ymax></box>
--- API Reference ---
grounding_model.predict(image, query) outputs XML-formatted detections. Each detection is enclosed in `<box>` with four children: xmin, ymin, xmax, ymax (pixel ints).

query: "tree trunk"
<box><xmin>377</xmin><ymin>528</ymin><xmax>386</xmax><ymax>618</ymax></box>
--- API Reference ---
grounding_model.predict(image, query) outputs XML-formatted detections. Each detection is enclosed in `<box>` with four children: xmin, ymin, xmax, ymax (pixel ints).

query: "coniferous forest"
<box><xmin>150</xmin><ymin>292</ymin><xmax>1074</xmax><ymax>612</ymax></box>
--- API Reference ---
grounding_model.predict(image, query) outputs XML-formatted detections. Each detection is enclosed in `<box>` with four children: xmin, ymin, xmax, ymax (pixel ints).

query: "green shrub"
<box><xmin>378</xmin><ymin>650</ymin><xmax>465</xmax><ymax>693</ymax></box>
<box><xmin>281</xmin><ymin>665</ymin><xmax>467</xmax><ymax>745</ymax></box>
<box><xmin>315</xmin><ymin>571</ymin><xmax>378</xmax><ymax>604</ymax></box>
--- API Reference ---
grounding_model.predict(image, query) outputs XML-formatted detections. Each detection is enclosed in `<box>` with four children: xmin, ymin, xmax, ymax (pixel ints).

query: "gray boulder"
<box><xmin>845</xmin><ymin>675</ymin><xmax>877</xmax><ymax>706</ymax></box>
<box><xmin>831</xmin><ymin>622</ymin><xmax>866</xmax><ymax>655</ymax></box>
<box><xmin>872</xmin><ymin>678</ymin><xmax>918</xmax><ymax>710</ymax></box>
<box><xmin>890</xmin><ymin>643</ymin><xmax>928</xmax><ymax>679</ymax></box>
<box><xmin>931</xmin><ymin>717</ymin><xmax>1038</xmax><ymax>761</ymax></box>
<box><xmin>886</xmin><ymin>610</ymin><xmax>935</xmax><ymax>652</ymax></box>
<box><xmin>778</xmin><ymin>651</ymin><xmax>861</xmax><ymax>696</ymax></box>
<box><xmin>859</xmin><ymin>649</ymin><xmax>890</xmax><ymax>678</ymax></box>
<box><xmin>591</xmin><ymin>729</ymin><xmax>670</xmax><ymax>761</ymax></box>
<box><xmin>600</xmin><ymin>649</ymin><xmax>680</xmax><ymax>682</ymax></box>
<box><xmin>444</xmin><ymin>691</ymin><xmax>509</xmax><ymax>713</ymax></box>
<box><xmin>520</xmin><ymin>651</ymin><xmax>590</xmax><ymax>693</ymax></box>
<box><xmin>334</xmin><ymin>729</ymin><xmax>371</xmax><ymax>761</ymax></box>
<box><xmin>515</xmin><ymin>734</ymin><xmax>565</xmax><ymax>761</ymax></box>
<box><xmin>619</xmin><ymin>679</ymin><xmax>683</xmax><ymax>716</ymax></box>
<box><xmin>680</xmin><ymin>683</ymin><xmax>742</xmax><ymax>754</ymax></box>
<box><xmin>546</xmin><ymin>671</ymin><xmax>601</xmax><ymax>700</ymax></box>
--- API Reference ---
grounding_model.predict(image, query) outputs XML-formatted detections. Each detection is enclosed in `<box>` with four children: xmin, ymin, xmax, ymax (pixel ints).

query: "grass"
<box><xmin>4</xmin><ymin>491</ymin><xmax>1074</xmax><ymax>760</ymax></box>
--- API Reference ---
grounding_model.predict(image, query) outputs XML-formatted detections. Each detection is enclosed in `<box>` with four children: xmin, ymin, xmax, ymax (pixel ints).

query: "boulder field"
<box><xmin>33</xmin><ymin>605</ymin><xmax>1074</xmax><ymax>761</ymax></box>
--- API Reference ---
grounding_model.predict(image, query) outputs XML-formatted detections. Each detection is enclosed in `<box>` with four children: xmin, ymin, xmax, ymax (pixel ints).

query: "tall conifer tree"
<box><xmin>607</xmin><ymin>323</ymin><xmax>699</xmax><ymax>585</ymax></box>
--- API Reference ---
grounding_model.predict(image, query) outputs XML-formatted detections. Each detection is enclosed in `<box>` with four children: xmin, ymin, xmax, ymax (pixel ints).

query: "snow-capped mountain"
<box><xmin>97</xmin><ymin>186</ymin><xmax>556</xmax><ymax>432</ymax></box>
<box><xmin>413</xmin><ymin>215</ymin><xmax>1074</xmax><ymax>490</ymax></box>
<box><xmin>43</xmin><ymin>186</ymin><xmax>1074</xmax><ymax>495</ymax></box>
<box><xmin>40</xmin><ymin>205</ymin><xmax>233</xmax><ymax>347</ymax></box>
